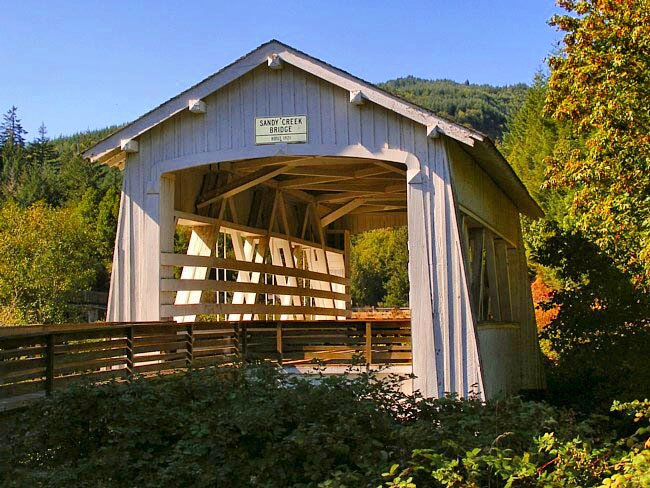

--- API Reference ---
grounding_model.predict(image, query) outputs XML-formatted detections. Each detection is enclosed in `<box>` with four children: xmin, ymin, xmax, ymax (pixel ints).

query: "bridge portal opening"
<box><xmin>162</xmin><ymin>155</ymin><xmax>408</xmax><ymax>323</ymax></box>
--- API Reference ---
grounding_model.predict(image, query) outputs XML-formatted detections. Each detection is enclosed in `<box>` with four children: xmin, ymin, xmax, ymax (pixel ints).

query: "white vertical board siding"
<box><xmin>145</xmin><ymin>64</ymin><xmax>416</xmax><ymax>170</ymax></box>
<box><xmin>111</xmin><ymin>63</ymin><xmax>426</xmax><ymax>323</ymax></box>
<box><xmin>447</xmin><ymin>140</ymin><xmax>544</xmax><ymax>391</ymax></box>
<box><xmin>407</xmin><ymin>137</ymin><xmax>484</xmax><ymax>399</ymax></box>
<box><xmin>107</xmin><ymin>141</ymin><xmax>165</xmax><ymax>321</ymax></box>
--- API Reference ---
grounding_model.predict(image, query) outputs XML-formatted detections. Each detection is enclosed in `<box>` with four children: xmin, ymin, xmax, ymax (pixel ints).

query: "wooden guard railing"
<box><xmin>0</xmin><ymin>319</ymin><xmax>411</xmax><ymax>404</ymax></box>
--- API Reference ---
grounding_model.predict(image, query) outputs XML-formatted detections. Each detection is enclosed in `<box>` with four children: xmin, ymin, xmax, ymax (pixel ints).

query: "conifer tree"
<box><xmin>13</xmin><ymin>123</ymin><xmax>63</xmax><ymax>206</ymax></box>
<box><xmin>28</xmin><ymin>123</ymin><xmax>58</xmax><ymax>168</ymax></box>
<box><xmin>0</xmin><ymin>106</ymin><xmax>29</xmax><ymax>200</ymax></box>
<box><xmin>500</xmin><ymin>74</ymin><xmax>577</xmax><ymax>224</ymax></box>
<box><xmin>0</xmin><ymin>106</ymin><xmax>27</xmax><ymax>149</ymax></box>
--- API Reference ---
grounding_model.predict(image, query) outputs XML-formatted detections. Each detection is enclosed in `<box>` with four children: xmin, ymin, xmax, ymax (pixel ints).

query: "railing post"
<box><xmin>276</xmin><ymin>322</ymin><xmax>283</xmax><ymax>365</ymax></box>
<box><xmin>186</xmin><ymin>324</ymin><xmax>194</xmax><ymax>369</ymax></box>
<box><xmin>45</xmin><ymin>334</ymin><xmax>54</xmax><ymax>396</ymax></box>
<box><xmin>241</xmin><ymin>322</ymin><xmax>248</xmax><ymax>364</ymax></box>
<box><xmin>365</xmin><ymin>322</ymin><xmax>372</xmax><ymax>366</ymax></box>
<box><xmin>126</xmin><ymin>325</ymin><xmax>134</xmax><ymax>383</ymax></box>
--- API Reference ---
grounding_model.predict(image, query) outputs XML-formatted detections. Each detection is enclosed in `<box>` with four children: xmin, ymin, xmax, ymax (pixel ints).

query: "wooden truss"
<box><xmin>459</xmin><ymin>214</ymin><xmax>520</xmax><ymax>323</ymax></box>
<box><xmin>160</xmin><ymin>156</ymin><xmax>406</xmax><ymax>322</ymax></box>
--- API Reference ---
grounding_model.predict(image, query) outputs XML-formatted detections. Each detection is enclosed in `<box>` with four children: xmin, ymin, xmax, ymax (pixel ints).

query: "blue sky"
<box><xmin>1</xmin><ymin>1</ymin><xmax>563</xmax><ymax>138</ymax></box>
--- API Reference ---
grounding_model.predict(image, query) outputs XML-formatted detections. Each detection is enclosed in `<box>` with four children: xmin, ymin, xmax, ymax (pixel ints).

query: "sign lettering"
<box><xmin>255</xmin><ymin>116</ymin><xmax>307</xmax><ymax>144</ymax></box>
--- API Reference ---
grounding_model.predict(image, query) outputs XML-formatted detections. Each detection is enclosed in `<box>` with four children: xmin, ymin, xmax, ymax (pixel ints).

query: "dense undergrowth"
<box><xmin>1</xmin><ymin>365</ymin><xmax>648</xmax><ymax>487</ymax></box>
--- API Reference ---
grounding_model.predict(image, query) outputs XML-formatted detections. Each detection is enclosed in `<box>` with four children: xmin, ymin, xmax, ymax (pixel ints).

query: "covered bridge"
<box><xmin>83</xmin><ymin>40</ymin><xmax>545</xmax><ymax>399</ymax></box>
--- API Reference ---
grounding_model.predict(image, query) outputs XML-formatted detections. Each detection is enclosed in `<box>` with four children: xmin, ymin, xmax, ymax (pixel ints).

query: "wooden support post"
<box><xmin>484</xmin><ymin>230</ymin><xmax>502</xmax><ymax>321</ymax></box>
<box><xmin>126</xmin><ymin>326</ymin><xmax>134</xmax><ymax>382</ymax></box>
<box><xmin>365</xmin><ymin>322</ymin><xmax>372</xmax><ymax>365</ymax></box>
<box><xmin>494</xmin><ymin>239</ymin><xmax>513</xmax><ymax>321</ymax></box>
<box><xmin>159</xmin><ymin>175</ymin><xmax>177</xmax><ymax>320</ymax></box>
<box><xmin>506</xmin><ymin>247</ymin><xmax>521</xmax><ymax>323</ymax></box>
<box><xmin>185</xmin><ymin>324</ymin><xmax>194</xmax><ymax>368</ymax></box>
<box><xmin>344</xmin><ymin>230</ymin><xmax>351</xmax><ymax>311</ymax></box>
<box><xmin>276</xmin><ymin>322</ymin><xmax>283</xmax><ymax>364</ymax></box>
<box><xmin>45</xmin><ymin>334</ymin><xmax>54</xmax><ymax>396</ymax></box>
<box><xmin>300</xmin><ymin>205</ymin><xmax>310</xmax><ymax>240</ymax></box>
<box><xmin>241</xmin><ymin>323</ymin><xmax>248</xmax><ymax>363</ymax></box>
<box><xmin>468</xmin><ymin>228</ymin><xmax>485</xmax><ymax>319</ymax></box>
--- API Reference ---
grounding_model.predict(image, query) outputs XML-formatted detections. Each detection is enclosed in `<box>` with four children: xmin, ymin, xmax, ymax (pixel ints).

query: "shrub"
<box><xmin>1</xmin><ymin>365</ymin><xmax>647</xmax><ymax>487</ymax></box>
<box><xmin>527</xmin><ymin>221</ymin><xmax>650</xmax><ymax>412</ymax></box>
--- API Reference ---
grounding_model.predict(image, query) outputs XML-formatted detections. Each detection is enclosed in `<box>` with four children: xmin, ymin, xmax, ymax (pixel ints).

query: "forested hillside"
<box><xmin>380</xmin><ymin>77</ymin><xmax>529</xmax><ymax>140</ymax></box>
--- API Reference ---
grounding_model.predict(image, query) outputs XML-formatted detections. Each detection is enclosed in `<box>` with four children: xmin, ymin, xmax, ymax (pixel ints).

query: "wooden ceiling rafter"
<box><xmin>348</xmin><ymin>204</ymin><xmax>407</xmax><ymax>215</ymax></box>
<box><xmin>192</xmin><ymin>155</ymin><xmax>407</xmax><ymax>231</ymax></box>
<box><xmin>288</xmin><ymin>180</ymin><xmax>406</xmax><ymax>193</ymax></box>
<box><xmin>320</xmin><ymin>198</ymin><xmax>366</xmax><ymax>227</ymax></box>
<box><xmin>277</xmin><ymin>175</ymin><xmax>350</xmax><ymax>189</ymax></box>
<box><xmin>197</xmin><ymin>164</ymin><xmax>294</xmax><ymax>209</ymax></box>
<box><xmin>372</xmin><ymin>160</ymin><xmax>407</xmax><ymax>176</ymax></box>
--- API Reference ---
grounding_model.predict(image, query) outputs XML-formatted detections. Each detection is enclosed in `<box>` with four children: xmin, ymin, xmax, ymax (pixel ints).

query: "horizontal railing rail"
<box><xmin>0</xmin><ymin>319</ymin><xmax>411</xmax><ymax>405</ymax></box>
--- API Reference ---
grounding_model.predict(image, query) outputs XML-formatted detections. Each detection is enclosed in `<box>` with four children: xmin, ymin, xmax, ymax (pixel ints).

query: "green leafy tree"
<box><xmin>500</xmin><ymin>44</ymin><xmax>650</xmax><ymax>411</ymax></box>
<box><xmin>528</xmin><ymin>220</ymin><xmax>650</xmax><ymax>410</ymax></box>
<box><xmin>545</xmin><ymin>0</ymin><xmax>650</xmax><ymax>286</ymax></box>
<box><xmin>76</xmin><ymin>187</ymin><xmax>121</xmax><ymax>291</ymax></box>
<box><xmin>351</xmin><ymin>227</ymin><xmax>409</xmax><ymax>307</ymax></box>
<box><xmin>0</xmin><ymin>201</ymin><xmax>98</xmax><ymax>324</ymax></box>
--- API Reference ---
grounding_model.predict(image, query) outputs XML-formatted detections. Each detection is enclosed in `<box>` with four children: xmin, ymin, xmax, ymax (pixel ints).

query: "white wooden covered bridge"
<box><xmin>83</xmin><ymin>40</ymin><xmax>545</xmax><ymax>399</ymax></box>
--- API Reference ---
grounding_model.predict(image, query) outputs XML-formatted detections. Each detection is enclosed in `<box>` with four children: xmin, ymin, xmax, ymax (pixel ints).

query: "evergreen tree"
<box><xmin>0</xmin><ymin>106</ymin><xmax>27</xmax><ymax>149</ymax></box>
<box><xmin>0</xmin><ymin>107</ymin><xmax>29</xmax><ymax>201</ymax></box>
<box><xmin>28</xmin><ymin>123</ymin><xmax>58</xmax><ymax>168</ymax></box>
<box><xmin>500</xmin><ymin>74</ymin><xmax>577</xmax><ymax>224</ymax></box>
<box><xmin>14</xmin><ymin>123</ymin><xmax>63</xmax><ymax>206</ymax></box>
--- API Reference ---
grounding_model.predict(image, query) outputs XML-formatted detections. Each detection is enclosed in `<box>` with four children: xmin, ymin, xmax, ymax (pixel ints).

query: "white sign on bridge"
<box><xmin>255</xmin><ymin>116</ymin><xmax>307</xmax><ymax>144</ymax></box>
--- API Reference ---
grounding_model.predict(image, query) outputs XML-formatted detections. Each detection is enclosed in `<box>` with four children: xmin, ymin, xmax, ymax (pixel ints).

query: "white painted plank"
<box><xmin>173</xmin><ymin>227</ymin><xmax>217</xmax><ymax>323</ymax></box>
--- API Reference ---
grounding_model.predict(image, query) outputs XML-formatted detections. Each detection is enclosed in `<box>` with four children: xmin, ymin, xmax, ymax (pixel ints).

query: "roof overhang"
<box><xmin>83</xmin><ymin>40</ymin><xmax>543</xmax><ymax>219</ymax></box>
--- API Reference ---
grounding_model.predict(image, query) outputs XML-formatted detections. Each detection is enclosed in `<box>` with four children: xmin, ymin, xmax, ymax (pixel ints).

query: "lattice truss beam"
<box><xmin>162</xmin><ymin>156</ymin><xmax>407</xmax><ymax>321</ymax></box>
<box><xmin>458</xmin><ymin>214</ymin><xmax>521</xmax><ymax>324</ymax></box>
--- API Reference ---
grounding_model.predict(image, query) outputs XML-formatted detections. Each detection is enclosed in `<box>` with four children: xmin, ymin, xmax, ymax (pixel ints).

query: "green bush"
<box><xmin>1</xmin><ymin>365</ymin><xmax>648</xmax><ymax>487</ymax></box>
<box><xmin>526</xmin><ymin>220</ymin><xmax>650</xmax><ymax>413</ymax></box>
